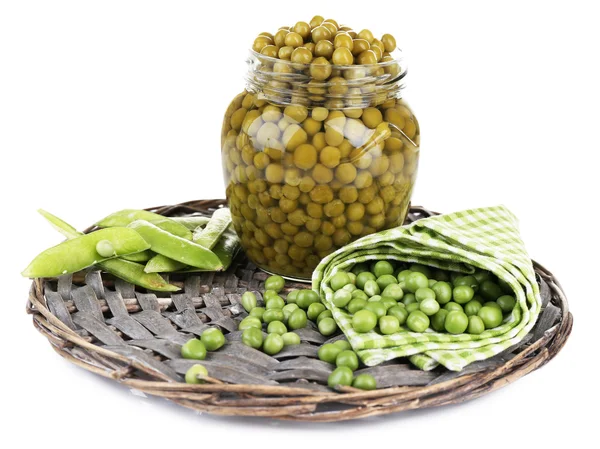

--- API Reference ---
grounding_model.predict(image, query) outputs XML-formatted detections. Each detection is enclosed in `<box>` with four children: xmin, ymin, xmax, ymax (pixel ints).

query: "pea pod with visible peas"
<box><xmin>96</xmin><ymin>209</ymin><xmax>192</xmax><ymax>239</ymax></box>
<box><xmin>35</xmin><ymin>210</ymin><xmax>180</xmax><ymax>292</ymax></box>
<box><xmin>129</xmin><ymin>220</ymin><xmax>223</xmax><ymax>271</ymax></box>
<box><xmin>22</xmin><ymin>227</ymin><xmax>150</xmax><ymax>278</ymax></box>
<box><xmin>192</xmin><ymin>208</ymin><xmax>232</xmax><ymax>250</ymax></box>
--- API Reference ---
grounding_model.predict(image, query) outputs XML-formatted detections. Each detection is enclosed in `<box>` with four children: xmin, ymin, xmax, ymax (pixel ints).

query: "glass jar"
<box><xmin>221</xmin><ymin>50</ymin><xmax>420</xmax><ymax>280</ymax></box>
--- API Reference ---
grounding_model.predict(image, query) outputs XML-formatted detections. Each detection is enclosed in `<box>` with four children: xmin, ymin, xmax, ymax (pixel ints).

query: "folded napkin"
<box><xmin>312</xmin><ymin>206</ymin><xmax>541</xmax><ymax>371</ymax></box>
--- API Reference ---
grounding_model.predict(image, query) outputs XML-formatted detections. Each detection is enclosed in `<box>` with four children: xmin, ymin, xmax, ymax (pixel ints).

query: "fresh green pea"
<box><xmin>282</xmin><ymin>303</ymin><xmax>299</xmax><ymax>320</ymax></box>
<box><xmin>352</xmin><ymin>309</ymin><xmax>378</xmax><ymax>333</ymax></box>
<box><xmin>402</xmin><ymin>293</ymin><xmax>417</xmax><ymax>305</ymax></box>
<box><xmin>468</xmin><ymin>316</ymin><xmax>485</xmax><ymax>334</ymax></box>
<box><xmin>410</xmin><ymin>263</ymin><xmax>433</xmax><ymax>277</ymax></box>
<box><xmin>352</xmin><ymin>373</ymin><xmax>377</xmax><ymax>390</ymax></box>
<box><xmin>263</xmin><ymin>309</ymin><xmax>285</xmax><ymax>323</ymax></box>
<box><xmin>307</xmin><ymin>302</ymin><xmax>326</xmax><ymax>321</ymax></box>
<box><xmin>363</xmin><ymin>279</ymin><xmax>381</xmax><ymax>297</ymax></box>
<box><xmin>406</xmin><ymin>302</ymin><xmax>420</xmax><ymax>313</ymax></box>
<box><xmin>497</xmin><ymin>295</ymin><xmax>516</xmax><ymax>313</ymax></box>
<box><xmin>328</xmin><ymin>366</ymin><xmax>354</xmax><ymax>388</ymax></box>
<box><xmin>376</xmin><ymin>274</ymin><xmax>397</xmax><ymax>291</ymax></box>
<box><xmin>480</xmin><ymin>280</ymin><xmax>503</xmax><ymax>301</ymax></box>
<box><xmin>380</xmin><ymin>297</ymin><xmax>398</xmax><ymax>310</ymax></box>
<box><xmin>453</xmin><ymin>285</ymin><xmax>475</xmax><ymax>304</ymax></box>
<box><xmin>239</xmin><ymin>316</ymin><xmax>262</xmax><ymax>331</ymax></box>
<box><xmin>464</xmin><ymin>299</ymin><xmax>483</xmax><ymax>317</ymax></box>
<box><xmin>497</xmin><ymin>278</ymin><xmax>513</xmax><ymax>294</ymax></box>
<box><xmin>296</xmin><ymin>289</ymin><xmax>320</xmax><ymax>309</ymax></box>
<box><xmin>367</xmin><ymin>295</ymin><xmax>382</xmax><ymax>302</ymax></box>
<box><xmin>201</xmin><ymin>328</ymin><xmax>225</xmax><ymax>351</ymax></box>
<box><xmin>241</xmin><ymin>291</ymin><xmax>257</xmax><ymax>312</ymax></box>
<box><xmin>397</xmin><ymin>269</ymin><xmax>413</xmax><ymax>284</ymax></box>
<box><xmin>342</xmin><ymin>283</ymin><xmax>357</xmax><ymax>292</ymax></box>
<box><xmin>373</xmin><ymin>260</ymin><xmax>394</xmax><ymax>277</ymax></box>
<box><xmin>282</xmin><ymin>332</ymin><xmax>301</xmax><ymax>346</ymax></box>
<box><xmin>336</xmin><ymin>350</ymin><xmax>359</xmax><ymax>370</ymax></box>
<box><xmin>267</xmin><ymin>320</ymin><xmax>287</xmax><ymax>335</ymax></box>
<box><xmin>473</xmin><ymin>270</ymin><xmax>493</xmax><ymax>284</ymax></box>
<box><xmin>364</xmin><ymin>301</ymin><xmax>386</xmax><ymax>318</ymax></box>
<box><xmin>317</xmin><ymin>310</ymin><xmax>333</xmax><ymax>323</ymax></box>
<box><xmin>356</xmin><ymin>272</ymin><xmax>376</xmax><ymax>289</ymax></box>
<box><xmin>478</xmin><ymin>306</ymin><xmax>503</xmax><ymax>328</ymax></box>
<box><xmin>185</xmin><ymin>364</ymin><xmax>208</xmax><ymax>384</ymax></box>
<box><xmin>347</xmin><ymin>298</ymin><xmax>368</xmax><ymax>314</ymax></box>
<box><xmin>431</xmin><ymin>281</ymin><xmax>452</xmax><ymax>304</ymax></box>
<box><xmin>419</xmin><ymin>298</ymin><xmax>440</xmax><ymax>316</ymax></box>
<box><xmin>181</xmin><ymin>338</ymin><xmax>207</xmax><ymax>360</ymax></box>
<box><xmin>379</xmin><ymin>315</ymin><xmax>400</xmax><ymax>335</ymax></box>
<box><xmin>266</xmin><ymin>296</ymin><xmax>285</xmax><ymax>310</ymax></box>
<box><xmin>415</xmin><ymin>287</ymin><xmax>436</xmax><ymax>302</ymax></box>
<box><xmin>351</xmin><ymin>263</ymin><xmax>369</xmax><ymax>275</ymax></box>
<box><xmin>286</xmin><ymin>289</ymin><xmax>300</xmax><ymax>304</ymax></box>
<box><xmin>249</xmin><ymin>307</ymin><xmax>265</xmax><ymax>320</ymax></box>
<box><xmin>95</xmin><ymin>240</ymin><xmax>115</xmax><ymax>258</ymax></box>
<box><xmin>431</xmin><ymin>309</ymin><xmax>449</xmax><ymax>332</ymax></box>
<box><xmin>450</xmin><ymin>272</ymin><xmax>463</xmax><ymax>284</ymax></box>
<box><xmin>346</xmin><ymin>272</ymin><xmax>356</xmax><ymax>285</ymax></box>
<box><xmin>318</xmin><ymin>343</ymin><xmax>342</xmax><ymax>363</ymax></box>
<box><xmin>288</xmin><ymin>308</ymin><xmax>308</xmax><ymax>329</ymax></box>
<box><xmin>405</xmin><ymin>272</ymin><xmax>429</xmax><ymax>293</ymax></box>
<box><xmin>445</xmin><ymin>311</ymin><xmax>469</xmax><ymax>334</ymax></box>
<box><xmin>444</xmin><ymin>302</ymin><xmax>464</xmax><ymax>312</ymax></box>
<box><xmin>264</xmin><ymin>274</ymin><xmax>285</xmax><ymax>292</ymax></box>
<box><xmin>454</xmin><ymin>275</ymin><xmax>479</xmax><ymax>291</ymax></box>
<box><xmin>128</xmin><ymin>220</ymin><xmax>222</xmax><ymax>270</ymax></box>
<box><xmin>333</xmin><ymin>340</ymin><xmax>352</xmax><ymax>351</ymax></box>
<box><xmin>241</xmin><ymin>327</ymin><xmax>264</xmax><ymax>349</ymax></box>
<box><xmin>387</xmin><ymin>305</ymin><xmax>408</xmax><ymax>325</ymax></box>
<box><xmin>484</xmin><ymin>301</ymin><xmax>503</xmax><ymax>311</ymax></box>
<box><xmin>263</xmin><ymin>333</ymin><xmax>284</xmax><ymax>355</ymax></box>
<box><xmin>381</xmin><ymin>283</ymin><xmax>404</xmax><ymax>300</ymax></box>
<box><xmin>263</xmin><ymin>290</ymin><xmax>281</xmax><ymax>301</ymax></box>
<box><xmin>428</xmin><ymin>279</ymin><xmax>437</xmax><ymax>288</ymax></box>
<box><xmin>318</xmin><ymin>317</ymin><xmax>338</xmax><ymax>336</ymax></box>
<box><xmin>330</xmin><ymin>272</ymin><xmax>351</xmax><ymax>291</ymax></box>
<box><xmin>332</xmin><ymin>289</ymin><xmax>352</xmax><ymax>308</ymax></box>
<box><xmin>351</xmin><ymin>289</ymin><xmax>369</xmax><ymax>301</ymax></box>
<box><xmin>406</xmin><ymin>310</ymin><xmax>430</xmax><ymax>332</ymax></box>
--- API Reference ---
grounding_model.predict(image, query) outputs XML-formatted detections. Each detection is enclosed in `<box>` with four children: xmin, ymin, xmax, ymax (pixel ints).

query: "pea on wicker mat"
<box><xmin>26</xmin><ymin>200</ymin><xmax>573</xmax><ymax>422</ymax></box>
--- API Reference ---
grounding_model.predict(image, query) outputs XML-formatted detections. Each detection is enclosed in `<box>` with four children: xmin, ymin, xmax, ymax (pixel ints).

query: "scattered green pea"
<box><xmin>249</xmin><ymin>307</ymin><xmax>265</xmax><ymax>320</ymax></box>
<box><xmin>497</xmin><ymin>295</ymin><xmax>516</xmax><ymax>313</ymax></box>
<box><xmin>282</xmin><ymin>303</ymin><xmax>299</xmax><ymax>320</ymax></box>
<box><xmin>467</xmin><ymin>315</ymin><xmax>485</xmax><ymax>334</ymax></box>
<box><xmin>333</xmin><ymin>339</ymin><xmax>352</xmax><ymax>351</ymax></box>
<box><xmin>352</xmin><ymin>373</ymin><xmax>377</xmax><ymax>390</ymax></box>
<box><xmin>445</xmin><ymin>311</ymin><xmax>469</xmax><ymax>334</ymax></box>
<box><xmin>263</xmin><ymin>290</ymin><xmax>281</xmax><ymax>301</ymax></box>
<box><xmin>264</xmin><ymin>274</ymin><xmax>285</xmax><ymax>292</ymax></box>
<box><xmin>239</xmin><ymin>316</ymin><xmax>262</xmax><ymax>330</ymax></box>
<box><xmin>381</xmin><ymin>283</ymin><xmax>404</xmax><ymax>300</ymax></box>
<box><xmin>282</xmin><ymin>331</ymin><xmax>301</xmax><ymax>346</ymax></box>
<box><xmin>406</xmin><ymin>310</ymin><xmax>429</xmax><ymax>332</ymax></box>
<box><xmin>406</xmin><ymin>272</ymin><xmax>428</xmax><ymax>293</ymax></box>
<box><xmin>263</xmin><ymin>308</ymin><xmax>285</xmax><ymax>323</ymax></box>
<box><xmin>415</xmin><ymin>287</ymin><xmax>435</xmax><ymax>302</ymax></box>
<box><xmin>288</xmin><ymin>308</ymin><xmax>308</xmax><ymax>329</ymax></box>
<box><xmin>332</xmin><ymin>289</ymin><xmax>352</xmax><ymax>308</ymax></box>
<box><xmin>484</xmin><ymin>301</ymin><xmax>503</xmax><ymax>311</ymax></box>
<box><xmin>352</xmin><ymin>309</ymin><xmax>378</xmax><ymax>333</ymax></box>
<box><xmin>351</xmin><ymin>289</ymin><xmax>369</xmax><ymax>301</ymax></box>
<box><xmin>347</xmin><ymin>298</ymin><xmax>368</xmax><ymax>314</ymax></box>
<box><xmin>317</xmin><ymin>309</ymin><xmax>333</xmax><ymax>323</ymax></box>
<box><xmin>267</xmin><ymin>320</ymin><xmax>287</xmax><ymax>335</ymax></box>
<box><xmin>376</xmin><ymin>274</ymin><xmax>397</xmax><ymax>290</ymax></box>
<box><xmin>356</xmin><ymin>271</ymin><xmax>376</xmax><ymax>289</ymax></box>
<box><xmin>410</xmin><ymin>264</ymin><xmax>433</xmax><ymax>278</ymax></box>
<box><xmin>363</xmin><ymin>279</ymin><xmax>381</xmax><ymax>297</ymax></box>
<box><xmin>396</xmin><ymin>269</ymin><xmax>412</xmax><ymax>284</ymax></box>
<box><xmin>318</xmin><ymin>317</ymin><xmax>338</xmax><ymax>336</ymax></box>
<box><xmin>454</xmin><ymin>275</ymin><xmax>479</xmax><ymax>291</ymax></box>
<box><xmin>286</xmin><ymin>289</ymin><xmax>300</xmax><ymax>304</ymax></box>
<box><xmin>478</xmin><ymin>306</ymin><xmax>503</xmax><ymax>329</ymax></box>
<box><xmin>431</xmin><ymin>281</ymin><xmax>452</xmax><ymax>304</ymax></box>
<box><xmin>364</xmin><ymin>301</ymin><xmax>386</xmax><ymax>318</ymax></box>
<box><xmin>387</xmin><ymin>305</ymin><xmax>408</xmax><ymax>325</ymax></box>
<box><xmin>266</xmin><ymin>296</ymin><xmax>285</xmax><ymax>310</ymax></box>
<box><xmin>480</xmin><ymin>280</ymin><xmax>503</xmax><ymax>301</ymax></box>
<box><xmin>444</xmin><ymin>302</ymin><xmax>464</xmax><ymax>312</ymax></box>
<box><xmin>185</xmin><ymin>364</ymin><xmax>208</xmax><ymax>384</ymax></box>
<box><xmin>419</xmin><ymin>298</ymin><xmax>440</xmax><ymax>316</ymax></box>
<box><xmin>336</xmin><ymin>350</ymin><xmax>359</xmax><ymax>370</ymax></box>
<box><xmin>328</xmin><ymin>366</ymin><xmax>354</xmax><ymax>388</ymax></box>
<box><xmin>181</xmin><ymin>338</ymin><xmax>207</xmax><ymax>360</ymax></box>
<box><xmin>318</xmin><ymin>343</ymin><xmax>342</xmax><ymax>363</ymax></box>
<box><xmin>307</xmin><ymin>302</ymin><xmax>326</xmax><ymax>320</ymax></box>
<box><xmin>380</xmin><ymin>297</ymin><xmax>398</xmax><ymax>310</ymax></box>
<box><xmin>241</xmin><ymin>291</ymin><xmax>257</xmax><ymax>312</ymax></box>
<box><xmin>241</xmin><ymin>327</ymin><xmax>264</xmax><ymax>349</ymax></box>
<box><xmin>201</xmin><ymin>328</ymin><xmax>225</xmax><ymax>351</ymax></box>
<box><xmin>263</xmin><ymin>333</ymin><xmax>284</xmax><ymax>355</ymax></box>
<box><xmin>379</xmin><ymin>315</ymin><xmax>400</xmax><ymax>334</ymax></box>
<box><xmin>330</xmin><ymin>272</ymin><xmax>351</xmax><ymax>291</ymax></box>
<box><xmin>296</xmin><ymin>289</ymin><xmax>320</xmax><ymax>309</ymax></box>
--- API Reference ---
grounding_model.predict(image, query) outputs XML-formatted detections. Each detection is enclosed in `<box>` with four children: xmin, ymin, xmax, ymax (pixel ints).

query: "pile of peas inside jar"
<box><xmin>329</xmin><ymin>261</ymin><xmax>517</xmax><ymax>335</ymax></box>
<box><xmin>222</xmin><ymin>16</ymin><xmax>420</xmax><ymax>279</ymax></box>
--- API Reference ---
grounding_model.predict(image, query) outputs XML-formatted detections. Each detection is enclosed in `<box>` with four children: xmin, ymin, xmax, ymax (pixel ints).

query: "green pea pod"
<box><xmin>100</xmin><ymin>258</ymin><xmax>180</xmax><ymax>292</ymax></box>
<box><xmin>22</xmin><ymin>227</ymin><xmax>150</xmax><ymax>278</ymax></box>
<box><xmin>144</xmin><ymin>254</ymin><xmax>187</xmax><ymax>273</ymax></box>
<box><xmin>178</xmin><ymin>226</ymin><xmax>240</xmax><ymax>272</ymax></box>
<box><xmin>193</xmin><ymin>208</ymin><xmax>232</xmax><ymax>249</ymax></box>
<box><xmin>171</xmin><ymin>215</ymin><xmax>210</xmax><ymax>230</ymax></box>
<box><xmin>122</xmin><ymin>250</ymin><xmax>155</xmax><ymax>263</ymax></box>
<box><xmin>96</xmin><ymin>209</ymin><xmax>192</xmax><ymax>240</ymax></box>
<box><xmin>129</xmin><ymin>220</ymin><xmax>223</xmax><ymax>270</ymax></box>
<box><xmin>36</xmin><ymin>209</ymin><xmax>180</xmax><ymax>292</ymax></box>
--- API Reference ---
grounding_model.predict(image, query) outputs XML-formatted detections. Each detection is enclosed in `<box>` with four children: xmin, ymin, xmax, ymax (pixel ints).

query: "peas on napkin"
<box><xmin>312</xmin><ymin>206</ymin><xmax>541</xmax><ymax>371</ymax></box>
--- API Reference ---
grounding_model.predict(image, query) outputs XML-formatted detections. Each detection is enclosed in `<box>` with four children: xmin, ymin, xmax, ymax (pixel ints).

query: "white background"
<box><xmin>1</xmin><ymin>0</ymin><xmax>597</xmax><ymax>447</ymax></box>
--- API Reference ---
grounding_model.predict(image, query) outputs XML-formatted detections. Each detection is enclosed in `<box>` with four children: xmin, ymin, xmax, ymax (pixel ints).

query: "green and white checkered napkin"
<box><xmin>312</xmin><ymin>206</ymin><xmax>541</xmax><ymax>371</ymax></box>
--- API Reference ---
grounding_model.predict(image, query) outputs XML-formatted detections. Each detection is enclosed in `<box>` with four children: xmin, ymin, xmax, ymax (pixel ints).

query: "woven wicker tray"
<box><xmin>26</xmin><ymin>200</ymin><xmax>573</xmax><ymax>421</ymax></box>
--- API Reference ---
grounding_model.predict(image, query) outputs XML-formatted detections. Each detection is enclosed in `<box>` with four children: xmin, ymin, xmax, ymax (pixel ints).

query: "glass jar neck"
<box><xmin>244</xmin><ymin>51</ymin><xmax>407</xmax><ymax>109</ymax></box>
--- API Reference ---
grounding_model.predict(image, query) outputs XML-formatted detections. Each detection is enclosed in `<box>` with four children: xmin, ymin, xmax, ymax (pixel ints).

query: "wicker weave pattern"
<box><xmin>26</xmin><ymin>200</ymin><xmax>573</xmax><ymax>421</ymax></box>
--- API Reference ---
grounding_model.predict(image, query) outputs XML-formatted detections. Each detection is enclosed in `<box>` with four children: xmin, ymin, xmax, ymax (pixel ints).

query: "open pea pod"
<box><xmin>171</xmin><ymin>215</ymin><xmax>210</xmax><ymax>230</ymax></box>
<box><xmin>178</xmin><ymin>226</ymin><xmax>240</xmax><ymax>273</ymax></box>
<box><xmin>35</xmin><ymin>209</ymin><xmax>180</xmax><ymax>292</ymax></box>
<box><xmin>96</xmin><ymin>209</ymin><xmax>192</xmax><ymax>240</ymax></box>
<box><xmin>129</xmin><ymin>220</ymin><xmax>223</xmax><ymax>270</ymax></box>
<box><xmin>192</xmin><ymin>208</ymin><xmax>232</xmax><ymax>249</ymax></box>
<box><xmin>22</xmin><ymin>227</ymin><xmax>150</xmax><ymax>278</ymax></box>
<box><xmin>144</xmin><ymin>254</ymin><xmax>187</xmax><ymax>273</ymax></box>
